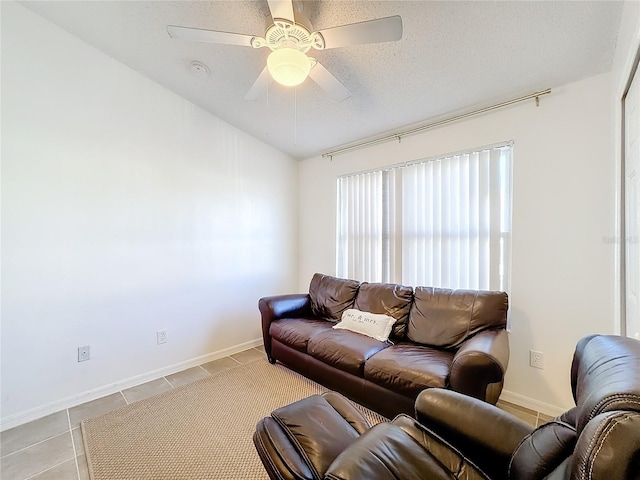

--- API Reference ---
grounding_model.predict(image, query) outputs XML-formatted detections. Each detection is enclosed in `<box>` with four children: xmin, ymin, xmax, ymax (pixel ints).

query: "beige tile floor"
<box><xmin>0</xmin><ymin>347</ymin><xmax>265</xmax><ymax>480</ymax></box>
<box><xmin>1</xmin><ymin>345</ymin><xmax>552</xmax><ymax>480</ymax></box>
<box><xmin>497</xmin><ymin>400</ymin><xmax>554</xmax><ymax>428</ymax></box>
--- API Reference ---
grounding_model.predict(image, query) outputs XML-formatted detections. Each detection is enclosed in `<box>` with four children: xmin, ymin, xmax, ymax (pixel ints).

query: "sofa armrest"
<box><xmin>449</xmin><ymin>328</ymin><xmax>510</xmax><ymax>403</ymax></box>
<box><xmin>415</xmin><ymin>388</ymin><xmax>533</xmax><ymax>480</ymax></box>
<box><xmin>258</xmin><ymin>294</ymin><xmax>312</xmax><ymax>362</ymax></box>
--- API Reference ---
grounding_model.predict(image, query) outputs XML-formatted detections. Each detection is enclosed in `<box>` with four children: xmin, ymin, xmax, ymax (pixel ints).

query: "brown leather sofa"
<box><xmin>254</xmin><ymin>334</ymin><xmax>640</xmax><ymax>480</ymax></box>
<box><xmin>259</xmin><ymin>273</ymin><xmax>509</xmax><ymax>419</ymax></box>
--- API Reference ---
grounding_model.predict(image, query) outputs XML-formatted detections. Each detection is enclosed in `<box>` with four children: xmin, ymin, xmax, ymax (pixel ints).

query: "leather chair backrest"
<box><xmin>572</xmin><ymin>335</ymin><xmax>640</xmax><ymax>433</ymax></box>
<box><xmin>509</xmin><ymin>335</ymin><xmax>640</xmax><ymax>480</ymax></box>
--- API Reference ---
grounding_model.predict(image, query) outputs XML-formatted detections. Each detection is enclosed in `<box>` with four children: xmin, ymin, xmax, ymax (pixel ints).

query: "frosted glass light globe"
<box><xmin>267</xmin><ymin>48</ymin><xmax>311</xmax><ymax>87</ymax></box>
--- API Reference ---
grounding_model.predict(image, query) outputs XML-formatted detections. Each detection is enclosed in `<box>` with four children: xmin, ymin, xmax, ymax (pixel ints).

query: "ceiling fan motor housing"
<box><xmin>251</xmin><ymin>19</ymin><xmax>324</xmax><ymax>53</ymax></box>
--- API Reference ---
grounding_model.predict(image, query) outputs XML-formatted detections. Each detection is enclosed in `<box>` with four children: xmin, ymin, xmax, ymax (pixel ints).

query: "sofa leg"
<box><xmin>267</xmin><ymin>356</ymin><xmax>276</xmax><ymax>364</ymax></box>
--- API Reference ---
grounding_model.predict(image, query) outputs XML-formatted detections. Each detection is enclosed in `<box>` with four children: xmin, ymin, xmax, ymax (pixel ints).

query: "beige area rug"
<box><xmin>81</xmin><ymin>358</ymin><xmax>387</xmax><ymax>480</ymax></box>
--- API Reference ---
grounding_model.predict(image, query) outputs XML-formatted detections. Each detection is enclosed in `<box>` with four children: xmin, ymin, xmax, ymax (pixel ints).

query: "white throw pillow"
<box><xmin>333</xmin><ymin>309</ymin><xmax>396</xmax><ymax>342</ymax></box>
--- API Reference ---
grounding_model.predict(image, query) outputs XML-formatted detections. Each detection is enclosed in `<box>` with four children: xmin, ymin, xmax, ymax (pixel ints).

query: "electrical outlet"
<box><xmin>530</xmin><ymin>350</ymin><xmax>544</xmax><ymax>369</ymax></box>
<box><xmin>78</xmin><ymin>346</ymin><xmax>90</xmax><ymax>362</ymax></box>
<box><xmin>157</xmin><ymin>330</ymin><xmax>168</xmax><ymax>345</ymax></box>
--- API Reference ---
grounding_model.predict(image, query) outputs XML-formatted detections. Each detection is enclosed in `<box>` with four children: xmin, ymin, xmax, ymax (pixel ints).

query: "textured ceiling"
<box><xmin>21</xmin><ymin>1</ymin><xmax>623</xmax><ymax>159</ymax></box>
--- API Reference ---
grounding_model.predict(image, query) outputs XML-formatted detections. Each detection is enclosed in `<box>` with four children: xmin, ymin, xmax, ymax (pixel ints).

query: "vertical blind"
<box><xmin>336</xmin><ymin>144</ymin><xmax>512</xmax><ymax>291</ymax></box>
<box><xmin>336</xmin><ymin>170</ymin><xmax>384</xmax><ymax>282</ymax></box>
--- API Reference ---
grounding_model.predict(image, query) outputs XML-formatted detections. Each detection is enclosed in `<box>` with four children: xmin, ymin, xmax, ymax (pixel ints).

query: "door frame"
<box><xmin>620</xmin><ymin>45</ymin><xmax>640</xmax><ymax>336</ymax></box>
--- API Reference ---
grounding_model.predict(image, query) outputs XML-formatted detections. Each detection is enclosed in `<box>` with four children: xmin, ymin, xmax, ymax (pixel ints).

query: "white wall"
<box><xmin>1</xmin><ymin>2</ymin><xmax>298</xmax><ymax>428</ymax></box>
<box><xmin>298</xmin><ymin>73</ymin><xmax>615</xmax><ymax>414</ymax></box>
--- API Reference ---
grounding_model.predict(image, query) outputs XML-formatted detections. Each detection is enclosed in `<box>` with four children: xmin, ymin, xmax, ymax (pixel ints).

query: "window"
<box><xmin>336</xmin><ymin>143</ymin><xmax>512</xmax><ymax>292</ymax></box>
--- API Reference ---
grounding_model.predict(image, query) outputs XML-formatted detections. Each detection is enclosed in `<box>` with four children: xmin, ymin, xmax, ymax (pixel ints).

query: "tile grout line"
<box><xmin>197</xmin><ymin>364</ymin><xmax>212</xmax><ymax>375</ymax></box>
<box><xmin>23</xmin><ymin>457</ymin><xmax>75</xmax><ymax>480</ymax></box>
<box><xmin>162</xmin><ymin>376</ymin><xmax>174</xmax><ymax>389</ymax></box>
<box><xmin>119</xmin><ymin>390</ymin><xmax>130</xmax><ymax>405</ymax></box>
<box><xmin>0</xmin><ymin>429</ymin><xmax>71</xmax><ymax>459</ymax></box>
<box><xmin>7</xmin><ymin>430</ymin><xmax>77</xmax><ymax>480</ymax></box>
<box><xmin>67</xmin><ymin>409</ymin><xmax>82</xmax><ymax>480</ymax></box>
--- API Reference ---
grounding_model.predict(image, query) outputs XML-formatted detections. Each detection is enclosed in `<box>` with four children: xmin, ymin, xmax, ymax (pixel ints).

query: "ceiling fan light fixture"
<box><xmin>267</xmin><ymin>48</ymin><xmax>310</xmax><ymax>87</ymax></box>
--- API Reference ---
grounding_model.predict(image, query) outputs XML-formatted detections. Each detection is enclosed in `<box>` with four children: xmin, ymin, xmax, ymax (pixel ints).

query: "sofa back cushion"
<box><xmin>309</xmin><ymin>273</ymin><xmax>360</xmax><ymax>321</ymax></box>
<box><xmin>407</xmin><ymin>287</ymin><xmax>508</xmax><ymax>348</ymax></box>
<box><xmin>353</xmin><ymin>282</ymin><xmax>414</xmax><ymax>337</ymax></box>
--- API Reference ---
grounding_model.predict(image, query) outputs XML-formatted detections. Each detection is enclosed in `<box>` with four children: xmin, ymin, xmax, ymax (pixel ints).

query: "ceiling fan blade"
<box><xmin>245</xmin><ymin>66</ymin><xmax>274</xmax><ymax>101</ymax></box>
<box><xmin>317</xmin><ymin>15</ymin><xmax>402</xmax><ymax>49</ymax></box>
<box><xmin>167</xmin><ymin>25</ymin><xmax>254</xmax><ymax>47</ymax></box>
<box><xmin>309</xmin><ymin>61</ymin><xmax>352</xmax><ymax>102</ymax></box>
<box><xmin>267</xmin><ymin>0</ymin><xmax>295</xmax><ymax>22</ymax></box>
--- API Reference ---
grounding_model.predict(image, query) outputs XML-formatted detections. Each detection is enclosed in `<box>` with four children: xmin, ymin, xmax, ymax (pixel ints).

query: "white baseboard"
<box><xmin>499</xmin><ymin>389</ymin><xmax>567</xmax><ymax>417</ymax></box>
<box><xmin>3</xmin><ymin>344</ymin><xmax>571</xmax><ymax>431</ymax></box>
<box><xmin>0</xmin><ymin>338</ymin><xmax>263</xmax><ymax>432</ymax></box>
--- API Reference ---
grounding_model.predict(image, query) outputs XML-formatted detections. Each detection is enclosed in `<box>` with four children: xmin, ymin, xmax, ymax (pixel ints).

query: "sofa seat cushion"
<box><xmin>364</xmin><ymin>343</ymin><xmax>454</xmax><ymax>397</ymax></box>
<box><xmin>307</xmin><ymin>330</ymin><xmax>390</xmax><ymax>376</ymax></box>
<box><xmin>270</xmin><ymin>318</ymin><xmax>335</xmax><ymax>353</ymax></box>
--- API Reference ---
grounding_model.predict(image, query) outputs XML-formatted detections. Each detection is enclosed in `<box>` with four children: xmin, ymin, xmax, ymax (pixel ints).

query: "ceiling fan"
<box><xmin>167</xmin><ymin>0</ymin><xmax>402</xmax><ymax>102</ymax></box>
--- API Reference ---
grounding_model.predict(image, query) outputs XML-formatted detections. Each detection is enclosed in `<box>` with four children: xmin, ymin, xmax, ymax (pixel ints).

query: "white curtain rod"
<box><xmin>322</xmin><ymin>88</ymin><xmax>551</xmax><ymax>160</ymax></box>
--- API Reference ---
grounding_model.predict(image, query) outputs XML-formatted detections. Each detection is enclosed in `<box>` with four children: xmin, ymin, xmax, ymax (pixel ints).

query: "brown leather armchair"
<box><xmin>253</xmin><ymin>335</ymin><xmax>640</xmax><ymax>479</ymax></box>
